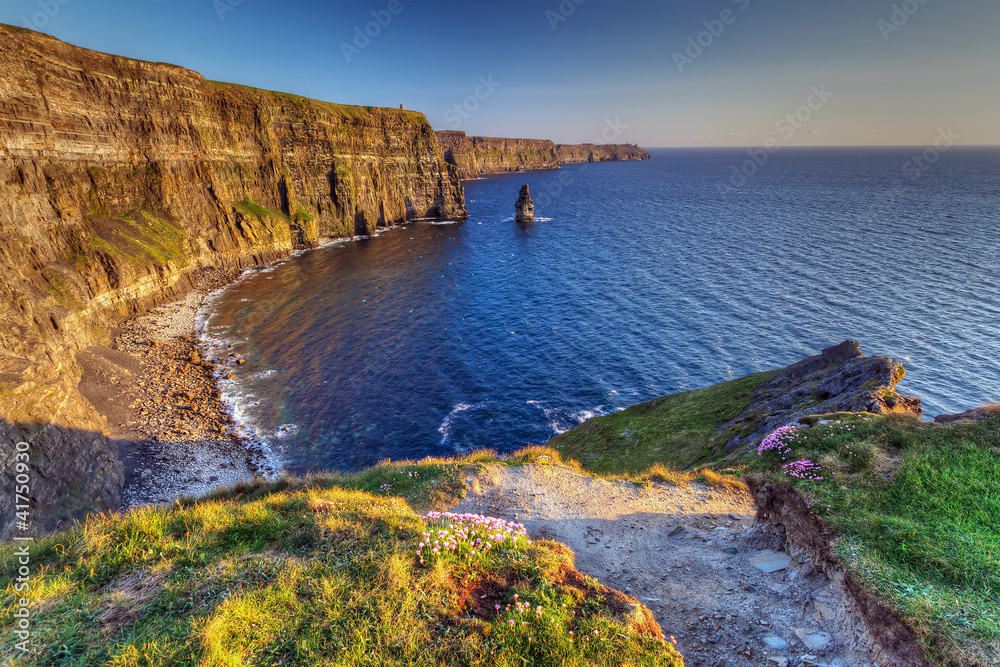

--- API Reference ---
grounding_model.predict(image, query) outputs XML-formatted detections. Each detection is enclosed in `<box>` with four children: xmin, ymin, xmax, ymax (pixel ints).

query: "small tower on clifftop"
<box><xmin>515</xmin><ymin>184</ymin><xmax>535</xmax><ymax>223</ymax></box>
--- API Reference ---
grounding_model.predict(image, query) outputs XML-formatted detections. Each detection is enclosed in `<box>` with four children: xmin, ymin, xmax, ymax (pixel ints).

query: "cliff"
<box><xmin>436</xmin><ymin>131</ymin><xmax>650</xmax><ymax>180</ymax></box>
<box><xmin>555</xmin><ymin>143</ymin><xmax>651</xmax><ymax>165</ymax></box>
<box><xmin>435</xmin><ymin>131</ymin><xmax>559</xmax><ymax>179</ymax></box>
<box><xmin>0</xmin><ymin>24</ymin><xmax>466</xmax><ymax>537</ymax></box>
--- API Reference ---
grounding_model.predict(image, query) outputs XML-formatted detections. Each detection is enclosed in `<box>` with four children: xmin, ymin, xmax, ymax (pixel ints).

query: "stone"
<box><xmin>768</xmin><ymin>659</ymin><xmax>789</xmax><ymax>667</ymax></box>
<box><xmin>763</xmin><ymin>636</ymin><xmax>790</xmax><ymax>650</ymax></box>
<box><xmin>751</xmin><ymin>550</ymin><xmax>792</xmax><ymax>573</ymax></box>
<box><xmin>515</xmin><ymin>184</ymin><xmax>535</xmax><ymax>223</ymax></box>
<box><xmin>668</xmin><ymin>525</ymin><xmax>688</xmax><ymax>537</ymax></box>
<box><xmin>794</xmin><ymin>628</ymin><xmax>832</xmax><ymax>651</ymax></box>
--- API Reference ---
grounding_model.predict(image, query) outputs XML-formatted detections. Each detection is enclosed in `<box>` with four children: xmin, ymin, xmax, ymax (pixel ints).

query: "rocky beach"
<box><xmin>76</xmin><ymin>268</ymin><xmax>268</xmax><ymax>508</ymax></box>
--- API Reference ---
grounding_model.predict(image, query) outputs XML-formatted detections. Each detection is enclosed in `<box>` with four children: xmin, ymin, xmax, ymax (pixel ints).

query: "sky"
<box><xmin>2</xmin><ymin>0</ymin><xmax>998</xmax><ymax>147</ymax></box>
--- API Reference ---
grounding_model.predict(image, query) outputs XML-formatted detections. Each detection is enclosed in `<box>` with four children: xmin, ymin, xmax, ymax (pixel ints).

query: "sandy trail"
<box><xmin>451</xmin><ymin>464</ymin><xmax>873</xmax><ymax>667</ymax></box>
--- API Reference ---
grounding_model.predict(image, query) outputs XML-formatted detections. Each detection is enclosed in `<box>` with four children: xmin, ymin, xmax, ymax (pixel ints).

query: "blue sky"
<box><xmin>3</xmin><ymin>0</ymin><xmax>998</xmax><ymax>147</ymax></box>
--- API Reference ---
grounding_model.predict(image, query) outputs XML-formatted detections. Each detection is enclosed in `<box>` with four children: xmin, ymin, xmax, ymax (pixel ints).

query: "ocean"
<box><xmin>201</xmin><ymin>147</ymin><xmax>1000</xmax><ymax>475</ymax></box>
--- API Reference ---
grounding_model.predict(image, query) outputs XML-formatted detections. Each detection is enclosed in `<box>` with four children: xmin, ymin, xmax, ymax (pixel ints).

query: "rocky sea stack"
<box><xmin>515</xmin><ymin>184</ymin><xmax>535</xmax><ymax>223</ymax></box>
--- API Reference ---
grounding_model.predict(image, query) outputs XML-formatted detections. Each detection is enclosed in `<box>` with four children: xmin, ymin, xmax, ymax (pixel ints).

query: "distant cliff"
<box><xmin>436</xmin><ymin>131</ymin><xmax>650</xmax><ymax>180</ymax></box>
<box><xmin>0</xmin><ymin>24</ymin><xmax>466</xmax><ymax>537</ymax></box>
<box><xmin>435</xmin><ymin>132</ymin><xmax>559</xmax><ymax>179</ymax></box>
<box><xmin>555</xmin><ymin>143</ymin><xmax>651</xmax><ymax>165</ymax></box>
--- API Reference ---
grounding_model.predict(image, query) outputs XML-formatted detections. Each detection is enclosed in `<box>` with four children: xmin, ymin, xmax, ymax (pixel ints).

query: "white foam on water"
<box><xmin>438</xmin><ymin>402</ymin><xmax>486</xmax><ymax>450</ymax></box>
<box><xmin>528</xmin><ymin>400</ymin><xmax>607</xmax><ymax>436</ymax></box>
<box><xmin>197</xmin><ymin>278</ymin><xmax>286</xmax><ymax>478</ymax></box>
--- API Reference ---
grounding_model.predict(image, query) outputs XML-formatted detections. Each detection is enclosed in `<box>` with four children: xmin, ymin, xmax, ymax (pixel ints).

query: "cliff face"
<box><xmin>435</xmin><ymin>131</ymin><xmax>559</xmax><ymax>179</ymax></box>
<box><xmin>555</xmin><ymin>143</ymin><xmax>651</xmax><ymax>164</ymax></box>
<box><xmin>0</xmin><ymin>25</ymin><xmax>466</xmax><ymax>537</ymax></box>
<box><xmin>436</xmin><ymin>131</ymin><xmax>650</xmax><ymax>180</ymax></box>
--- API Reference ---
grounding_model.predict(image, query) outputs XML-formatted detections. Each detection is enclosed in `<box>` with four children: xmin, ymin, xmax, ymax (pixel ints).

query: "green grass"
<box><xmin>547</xmin><ymin>371</ymin><xmax>776</xmax><ymax>474</ymax></box>
<box><xmin>207</xmin><ymin>81</ymin><xmax>431</xmax><ymax>127</ymax></box>
<box><xmin>0</xmin><ymin>454</ymin><xmax>682</xmax><ymax>666</ymax></box>
<box><xmin>234</xmin><ymin>196</ymin><xmax>279</xmax><ymax>223</ymax></box>
<box><xmin>88</xmin><ymin>211</ymin><xmax>188</xmax><ymax>268</ymax></box>
<box><xmin>290</xmin><ymin>205</ymin><xmax>315</xmax><ymax>225</ymax></box>
<box><xmin>748</xmin><ymin>410</ymin><xmax>1000</xmax><ymax>665</ymax></box>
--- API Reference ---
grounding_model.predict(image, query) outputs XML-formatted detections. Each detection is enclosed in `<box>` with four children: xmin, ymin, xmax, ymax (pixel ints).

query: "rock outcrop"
<box><xmin>721</xmin><ymin>340</ymin><xmax>922</xmax><ymax>452</ymax></box>
<box><xmin>514</xmin><ymin>185</ymin><xmax>534</xmax><ymax>223</ymax></box>
<box><xmin>0</xmin><ymin>24</ymin><xmax>466</xmax><ymax>537</ymax></box>
<box><xmin>436</xmin><ymin>131</ymin><xmax>650</xmax><ymax>180</ymax></box>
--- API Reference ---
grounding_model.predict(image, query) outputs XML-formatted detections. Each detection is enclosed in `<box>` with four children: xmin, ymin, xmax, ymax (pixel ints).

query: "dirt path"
<box><xmin>451</xmin><ymin>465</ymin><xmax>875</xmax><ymax>667</ymax></box>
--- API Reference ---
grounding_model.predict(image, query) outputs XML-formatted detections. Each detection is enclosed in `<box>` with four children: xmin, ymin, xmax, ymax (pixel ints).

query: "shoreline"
<box><xmin>77</xmin><ymin>267</ymin><xmax>268</xmax><ymax>509</ymax></box>
<box><xmin>77</xmin><ymin>227</ymin><xmax>456</xmax><ymax>510</ymax></box>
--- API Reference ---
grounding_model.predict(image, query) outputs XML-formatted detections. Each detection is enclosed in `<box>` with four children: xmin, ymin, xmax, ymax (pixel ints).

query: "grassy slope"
<box><xmin>0</xmin><ymin>454</ymin><xmax>683</xmax><ymax>667</ymax></box>
<box><xmin>547</xmin><ymin>361</ymin><xmax>999</xmax><ymax>664</ymax></box>
<box><xmin>547</xmin><ymin>371</ymin><xmax>776</xmax><ymax>474</ymax></box>
<box><xmin>749</xmin><ymin>410</ymin><xmax>1000</xmax><ymax>666</ymax></box>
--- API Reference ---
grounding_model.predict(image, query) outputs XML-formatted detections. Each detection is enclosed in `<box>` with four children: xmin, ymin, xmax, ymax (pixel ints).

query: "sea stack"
<box><xmin>515</xmin><ymin>184</ymin><xmax>535</xmax><ymax>223</ymax></box>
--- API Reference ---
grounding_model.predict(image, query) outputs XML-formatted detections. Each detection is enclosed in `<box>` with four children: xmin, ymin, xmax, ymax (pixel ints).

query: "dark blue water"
<box><xmin>201</xmin><ymin>147</ymin><xmax>1000</xmax><ymax>475</ymax></box>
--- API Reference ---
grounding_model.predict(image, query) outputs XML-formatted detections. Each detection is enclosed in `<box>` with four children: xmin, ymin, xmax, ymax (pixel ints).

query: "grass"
<box><xmin>290</xmin><ymin>205</ymin><xmax>315</xmax><ymax>225</ymax></box>
<box><xmin>234</xmin><ymin>196</ymin><xmax>279</xmax><ymax>224</ymax></box>
<box><xmin>88</xmin><ymin>211</ymin><xmax>188</xmax><ymax>268</ymax></box>
<box><xmin>748</xmin><ymin>409</ymin><xmax>1000</xmax><ymax>666</ymax></box>
<box><xmin>547</xmin><ymin>371</ymin><xmax>776</xmax><ymax>474</ymax></box>
<box><xmin>0</xmin><ymin>452</ymin><xmax>683</xmax><ymax>666</ymax></box>
<box><xmin>206</xmin><ymin>81</ymin><xmax>432</xmax><ymax>127</ymax></box>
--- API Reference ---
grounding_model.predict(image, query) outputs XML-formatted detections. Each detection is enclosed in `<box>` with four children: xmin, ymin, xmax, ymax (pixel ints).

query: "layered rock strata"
<box><xmin>514</xmin><ymin>184</ymin><xmax>534</xmax><ymax>223</ymax></box>
<box><xmin>436</xmin><ymin>130</ymin><xmax>650</xmax><ymax>180</ymax></box>
<box><xmin>721</xmin><ymin>340</ymin><xmax>923</xmax><ymax>453</ymax></box>
<box><xmin>0</xmin><ymin>24</ymin><xmax>466</xmax><ymax>537</ymax></box>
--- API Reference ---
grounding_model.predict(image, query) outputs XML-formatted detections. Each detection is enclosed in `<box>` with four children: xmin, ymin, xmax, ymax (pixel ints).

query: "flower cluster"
<box><xmin>758</xmin><ymin>424</ymin><xmax>801</xmax><ymax>456</ymax></box>
<box><xmin>782</xmin><ymin>459</ymin><xmax>824</xmax><ymax>480</ymax></box>
<box><xmin>417</xmin><ymin>512</ymin><xmax>528</xmax><ymax>565</ymax></box>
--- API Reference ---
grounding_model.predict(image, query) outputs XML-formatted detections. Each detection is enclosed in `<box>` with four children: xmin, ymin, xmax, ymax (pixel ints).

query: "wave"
<box><xmin>438</xmin><ymin>402</ymin><xmax>486</xmax><ymax>450</ymax></box>
<box><xmin>528</xmin><ymin>400</ymin><xmax>606</xmax><ymax>436</ymax></box>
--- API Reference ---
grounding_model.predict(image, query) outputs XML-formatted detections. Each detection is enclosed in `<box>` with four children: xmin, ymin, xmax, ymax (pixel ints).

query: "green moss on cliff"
<box><xmin>548</xmin><ymin>371</ymin><xmax>777</xmax><ymax>474</ymax></box>
<box><xmin>234</xmin><ymin>196</ymin><xmax>274</xmax><ymax>223</ymax></box>
<box><xmin>88</xmin><ymin>211</ymin><xmax>188</xmax><ymax>269</ymax></box>
<box><xmin>207</xmin><ymin>81</ymin><xmax>431</xmax><ymax>127</ymax></box>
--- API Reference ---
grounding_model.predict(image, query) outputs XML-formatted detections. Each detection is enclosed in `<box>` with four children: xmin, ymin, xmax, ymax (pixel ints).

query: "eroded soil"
<box><xmin>451</xmin><ymin>465</ymin><xmax>878</xmax><ymax>667</ymax></box>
